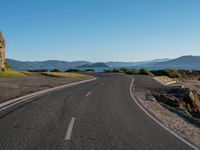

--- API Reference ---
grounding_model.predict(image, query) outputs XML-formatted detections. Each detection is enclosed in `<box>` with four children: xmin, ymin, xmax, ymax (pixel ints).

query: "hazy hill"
<box><xmin>6</xmin><ymin>59</ymin><xmax>91</xmax><ymax>71</ymax></box>
<box><xmin>106</xmin><ymin>62</ymin><xmax>136</xmax><ymax>67</ymax></box>
<box><xmin>154</xmin><ymin>55</ymin><xmax>200</xmax><ymax>66</ymax></box>
<box><xmin>6</xmin><ymin>58</ymin><xmax>170</xmax><ymax>71</ymax></box>
<box><xmin>78</xmin><ymin>62</ymin><xmax>109</xmax><ymax>68</ymax></box>
<box><xmin>107</xmin><ymin>58</ymin><xmax>170</xmax><ymax>67</ymax></box>
<box><xmin>6</xmin><ymin>56</ymin><xmax>199</xmax><ymax>71</ymax></box>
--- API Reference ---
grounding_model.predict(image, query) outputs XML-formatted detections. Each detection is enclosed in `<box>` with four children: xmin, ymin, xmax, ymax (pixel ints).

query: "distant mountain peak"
<box><xmin>6</xmin><ymin>58</ymin><xmax>91</xmax><ymax>71</ymax></box>
<box><xmin>154</xmin><ymin>55</ymin><xmax>200</xmax><ymax>66</ymax></box>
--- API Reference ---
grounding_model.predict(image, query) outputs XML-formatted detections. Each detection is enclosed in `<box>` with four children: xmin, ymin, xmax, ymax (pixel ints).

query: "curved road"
<box><xmin>0</xmin><ymin>73</ymin><xmax>196</xmax><ymax>150</ymax></box>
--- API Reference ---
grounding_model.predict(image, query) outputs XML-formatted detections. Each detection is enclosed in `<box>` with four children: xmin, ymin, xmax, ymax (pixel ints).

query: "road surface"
<box><xmin>0</xmin><ymin>73</ymin><xmax>196</xmax><ymax>150</ymax></box>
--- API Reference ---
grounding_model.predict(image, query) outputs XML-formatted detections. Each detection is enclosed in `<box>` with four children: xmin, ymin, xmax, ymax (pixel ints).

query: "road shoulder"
<box><xmin>131</xmin><ymin>75</ymin><xmax>200</xmax><ymax>149</ymax></box>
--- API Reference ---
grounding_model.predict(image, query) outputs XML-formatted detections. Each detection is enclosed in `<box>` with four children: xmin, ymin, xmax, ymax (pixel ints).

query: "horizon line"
<box><xmin>5</xmin><ymin>55</ymin><xmax>198</xmax><ymax>63</ymax></box>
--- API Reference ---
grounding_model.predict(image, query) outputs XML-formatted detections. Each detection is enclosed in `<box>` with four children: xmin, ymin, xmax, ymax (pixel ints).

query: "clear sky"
<box><xmin>1</xmin><ymin>0</ymin><xmax>200</xmax><ymax>62</ymax></box>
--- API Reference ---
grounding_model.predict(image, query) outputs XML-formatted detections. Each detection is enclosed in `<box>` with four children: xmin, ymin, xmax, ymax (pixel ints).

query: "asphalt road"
<box><xmin>0</xmin><ymin>73</ymin><xmax>195</xmax><ymax>150</ymax></box>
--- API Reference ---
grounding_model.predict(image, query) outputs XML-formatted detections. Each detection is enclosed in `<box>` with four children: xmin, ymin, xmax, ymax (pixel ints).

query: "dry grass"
<box><xmin>40</xmin><ymin>72</ymin><xmax>93</xmax><ymax>78</ymax></box>
<box><xmin>0</xmin><ymin>71</ymin><xmax>26</xmax><ymax>78</ymax></box>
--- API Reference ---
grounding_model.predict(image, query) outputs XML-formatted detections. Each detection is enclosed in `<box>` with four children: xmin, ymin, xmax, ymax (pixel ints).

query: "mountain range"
<box><xmin>78</xmin><ymin>63</ymin><xmax>109</xmax><ymax>68</ymax></box>
<box><xmin>107</xmin><ymin>58</ymin><xmax>170</xmax><ymax>67</ymax></box>
<box><xmin>153</xmin><ymin>55</ymin><xmax>200</xmax><ymax>66</ymax></box>
<box><xmin>6</xmin><ymin>59</ymin><xmax>90</xmax><ymax>71</ymax></box>
<box><xmin>6</xmin><ymin>55</ymin><xmax>200</xmax><ymax>71</ymax></box>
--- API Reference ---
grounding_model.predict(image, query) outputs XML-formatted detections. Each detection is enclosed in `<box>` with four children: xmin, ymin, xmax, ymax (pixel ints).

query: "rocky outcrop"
<box><xmin>0</xmin><ymin>32</ymin><xmax>7</xmax><ymax>71</ymax></box>
<box><xmin>180</xmin><ymin>89</ymin><xmax>200</xmax><ymax>118</ymax></box>
<box><xmin>153</xmin><ymin>88</ymin><xmax>200</xmax><ymax>119</ymax></box>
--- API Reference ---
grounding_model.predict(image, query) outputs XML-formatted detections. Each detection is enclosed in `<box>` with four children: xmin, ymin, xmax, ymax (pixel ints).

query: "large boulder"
<box><xmin>0</xmin><ymin>32</ymin><xmax>7</xmax><ymax>71</ymax></box>
<box><xmin>180</xmin><ymin>89</ymin><xmax>200</xmax><ymax>118</ymax></box>
<box><xmin>153</xmin><ymin>93</ymin><xmax>180</xmax><ymax>108</ymax></box>
<box><xmin>153</xmin><ymin>88</ymin><xmax>200</xmax><ymax>119</ymax></box>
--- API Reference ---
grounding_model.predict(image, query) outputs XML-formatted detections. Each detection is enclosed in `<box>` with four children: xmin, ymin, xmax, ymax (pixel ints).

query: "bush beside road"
<box><xmin>105</xmin><ymin>68</ymin><xmax>200</xmax><ymax>79</ymax></box>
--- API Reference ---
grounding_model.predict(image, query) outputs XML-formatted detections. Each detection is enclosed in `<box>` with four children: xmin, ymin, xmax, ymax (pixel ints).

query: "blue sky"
<box><xmin>1</xmin><ymin>0</ymin><xmax>200</xmax><ymax>62</ymax></box>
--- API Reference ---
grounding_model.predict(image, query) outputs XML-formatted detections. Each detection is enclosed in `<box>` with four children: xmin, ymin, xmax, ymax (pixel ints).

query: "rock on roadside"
<box><xmin>153</xmin><ymin>88</ymin><xmax>200</xmax><ymax>119</ymax></box>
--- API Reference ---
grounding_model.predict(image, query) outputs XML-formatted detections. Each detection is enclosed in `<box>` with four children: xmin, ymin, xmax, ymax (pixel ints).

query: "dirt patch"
<box><xmin>154</xmin><ymin>76</ymin><xmax>176</xmax><ymax>85</ymax></box>
<box><xmin>0</xmin><ymin>73</ymin><xmax>88</xmax><ymax>103</ymax></box>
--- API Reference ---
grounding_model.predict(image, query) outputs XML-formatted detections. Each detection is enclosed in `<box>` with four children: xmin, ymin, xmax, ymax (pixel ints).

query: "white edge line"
<box><xmin>65</xmin><ymin>117</ymin><xmax>76</xmax><ymax>140</ymax></box>
<box><xmin>0</xmin><ymin>78</ymin><xmax>96</xmax><ymax>111</ymax></box>
<box><xmin>0</xmin><ymin>96</ymin><xmax>36</xmax><ymax>111</ymax></box>
<box><xmin>129</xmin><ymin>76</ymin><xmax>199</xmax><ymax>150</ymax></box>
<box><xmin>86</xmin><ymin>91</ymin><xmax>92</xmax><ymax>97</ymax></box>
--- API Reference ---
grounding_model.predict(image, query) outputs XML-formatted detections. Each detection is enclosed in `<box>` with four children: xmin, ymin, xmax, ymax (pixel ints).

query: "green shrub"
<box><xmin>28</xmin><ymin>69</ymin><xmax>48</xmax><ymax>72</ymax></box>
<box><xmin>168</xmin><ymin>69</ymin><xmax>180</xmax><ymax>78</ymax></box>
<box><xmin>104</xmin><ymin>69</ymin><xmax>112</xmax><ymax>73</ymax></box>
<box><xmin>50</xmin><ymin>69</ymin><xmax>60</xmax><ymax>72</ymax></box>
<box><xmin>112</xmin><ymin>68</ymin><xmax>123</xmax><ymax>73</ymax></box>
<box><xmin>84</xmin><ymin>69</ymin><xmax>95</xmax><ymax>72</ymax></box>
<box><xmin>139</xmin><ymin>69</ymin><xmax>155</xmax><ymax>76</ymax></box>
<box><xmin>0</xmin><ymin>71</ymin><xmax>25</xmax><ymax>78</ymax></box>
<box><xmin>119</xmin><ymin>68</ymin><xmax>129</xmax><ymax>73</ymax></box>
<box><xmin>65</xmin><ymin>68</ymin><xmax>82</xmax><ymax>72</ymax></box>
<box><xmin>152</xmin><ymin>69</ymin><xmax>181</xmax><ymax>78</ymax></box>
<box><xmin>125</xmin><ymin>69</ymin><xmax>139</xmax><ymax>75</ymax></box>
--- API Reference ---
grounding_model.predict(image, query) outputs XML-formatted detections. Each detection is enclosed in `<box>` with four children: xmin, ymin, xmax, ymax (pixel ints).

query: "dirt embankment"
<box><xmin>153</xmin><ymin>88</ymin><xmax>200</xmax><ymax>119</ymax></box>
<box><xmin>153</xmin><ymin>76</ymin><xmax>176</xmax><ymax>85</ymax></box>
<box><xmin>150</xmin><ymin>76</ymin><xmax>200</xmax><ymax>119</ymax></box>
<box><xmin>0</xmin><ymin>73</ymin><xmax>90</xmax><ymax>103</ymax></box>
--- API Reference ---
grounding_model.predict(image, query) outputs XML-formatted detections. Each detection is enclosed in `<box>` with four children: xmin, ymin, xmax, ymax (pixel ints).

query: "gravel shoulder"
<box><xmin>133</xmin><ymin>75</ymin><xmax>200</xmax><ymax>148</ymax></box>
<box><xmin>0</xmin><ymin>73</ymin><xmax>91</xmax><ymax>103</ymax></box>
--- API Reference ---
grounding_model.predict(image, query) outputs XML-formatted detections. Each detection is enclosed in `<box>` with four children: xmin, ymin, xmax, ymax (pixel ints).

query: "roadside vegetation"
<box><xmin>0</xmin><ymin>64</ymin><xmax>94</xmax><ymax>78</ymax></box>
<box><xmin>65</xmin><ymin>68</ymin><xmax>82</xmax><ymax>72</ymax></box>
<box><xmin>0</xmin><ymin>63</ymin><xmax>26</xmax><ymax>78</ymax></box>
<box><xmin>0</xmin><ymin>71</ymin><xmax>26</xmax><ymax>78</ymax></box>
<box><xmin>66</xmin><ymin>68</ymin><xmax>95</xmax><ymax>72</ymax></box>
<box><xmin>104</xmin><ymin>68</ymin><xmax>200</xmax><ymax>79</ymax></box>
<box><xmin>39</xmin><ymin>72</ymin><xmax>93</xmax><ymax>78</ymax></box>
<box><xmin>28</xmin><ymin>69</ymin><xmax>48</xmax><ymax>72</ymax></box>
<box><xmin>84</xmin><ymin>69</ymin><xmax>95</xmax><ymax>72</ymax></box>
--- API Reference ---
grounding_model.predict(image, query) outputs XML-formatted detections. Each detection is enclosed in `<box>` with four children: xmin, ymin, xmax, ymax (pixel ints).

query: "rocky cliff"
<box><xmin>0</xmin><ymin>32</ymin><xmax>7</xmax><ymax>71</ymax></box>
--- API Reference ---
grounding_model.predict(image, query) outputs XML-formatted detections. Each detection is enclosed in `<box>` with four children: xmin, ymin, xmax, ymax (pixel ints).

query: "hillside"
<box><xmin>107</xmin><ymin>58</ymin><xmax>170</xmax><ymax>67</ymax></box>
<box><xmin>106</xmin><ymin>62</ymin><xmax>136</xmax><ymax>67</ymax></box>
<box><xmin>6</xmin><ymin>56</ymin><xmax>199</xmax><ymax>71</ymax></box>
<box><xmin>78</xmin><ymin>62</ymin><xmax>109</xmax><ymax>68</ymax></box>
<box><xmin>155</xmin><ymin>55</ymin><xmax>200</xmax><ymax>66</ymax></box>
<box><xmin>6</xmin><ymin>59</ymin><xmax>91</xmax><ymax>71</ymax></box>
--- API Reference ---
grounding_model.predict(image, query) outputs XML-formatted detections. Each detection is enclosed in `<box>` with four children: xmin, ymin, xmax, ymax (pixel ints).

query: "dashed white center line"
<box><xmin>85</xmin><ymin>91</ymin><xmax>92</xmax><ymax>97</ymax></box>
<box><xmin>65</xmin><ymin>117</ymin><xmax>76</xmax><ymax>141</ymax></box>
